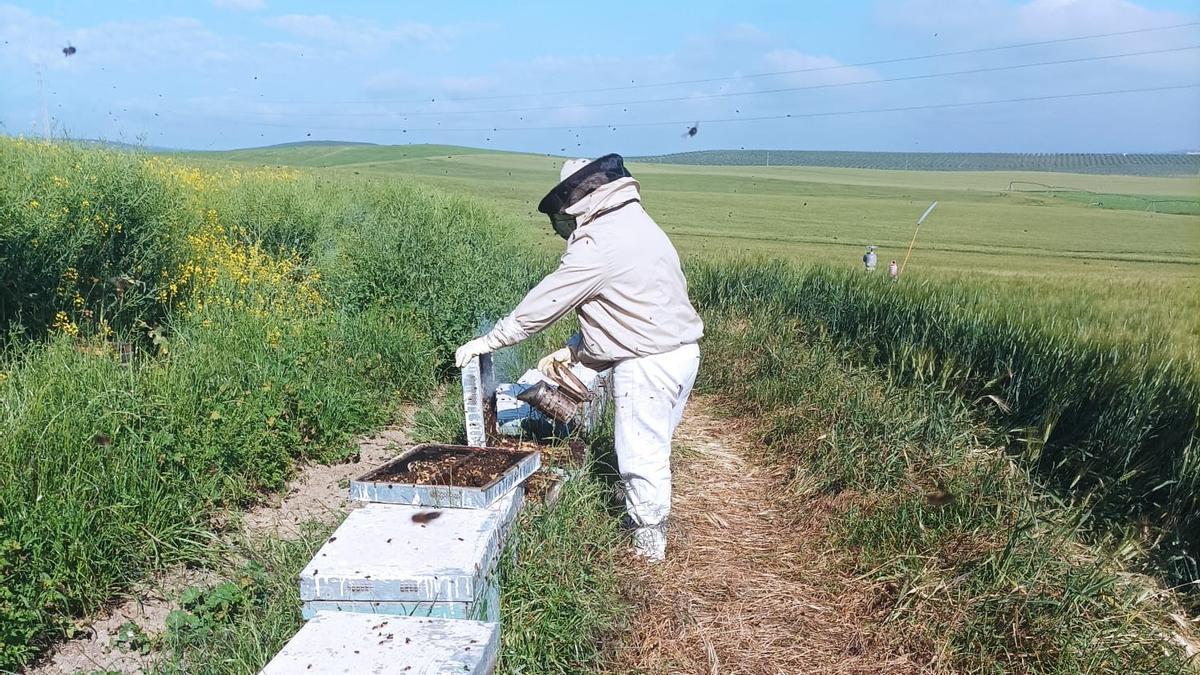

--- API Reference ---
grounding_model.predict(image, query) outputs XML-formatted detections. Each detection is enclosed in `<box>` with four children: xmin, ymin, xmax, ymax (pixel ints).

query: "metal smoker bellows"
<box><xmin>516</xmin><ymin>361</ymin><xmax>594</xmax><ymax>424</ymax></box>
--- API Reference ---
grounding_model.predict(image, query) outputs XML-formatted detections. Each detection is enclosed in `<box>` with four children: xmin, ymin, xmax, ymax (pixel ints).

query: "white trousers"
<box><xmin>612</xmin><ymin>342</ymin><xmax>700</xmax><ymax>528</ymax></box>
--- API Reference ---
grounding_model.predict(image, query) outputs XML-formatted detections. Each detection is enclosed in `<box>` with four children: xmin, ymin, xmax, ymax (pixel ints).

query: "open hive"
<box><xmin>351</xmin><ymin>443</ymin><xmax>539</xmax><ymax>509</ymax></box>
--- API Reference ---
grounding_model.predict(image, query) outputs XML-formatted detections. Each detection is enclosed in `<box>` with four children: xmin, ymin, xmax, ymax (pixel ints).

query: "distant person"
<box><xmin>454</xmin><ymin>154</ymin><xmax>703</xmax><ymax>563</ymax></box>
<box><xmin>863</xmin><ymin>246</ymin><xmax>877</xmax><ymax>272</ymax></box>
<box><xmin>889</xmin><ymin>260</ymin><xmax>898</xmax><ymax>281</ymax></box>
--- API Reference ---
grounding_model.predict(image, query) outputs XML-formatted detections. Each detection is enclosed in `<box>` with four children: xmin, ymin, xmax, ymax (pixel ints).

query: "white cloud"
<box><xmin>762</xmin><ymin>50</ymin><xmax>880</xmax><ymax>85</ymax></box>
<box><xmin>439</xmin><ymin>75</ymin><xmax>498</xmax><ymax>95</ymax></box>
<box><xmin>719</xmin><ymin>22</ymin><xmax>772</xmax><ymax>45</ymax></box>
<box><xmin>0</xmin><ymin>4</ymin><xmax>231</xmax><ymax>72</ymax></box>
<box><xmin>211</xmin><ymin>0</ymin><xmax>265</xmax><ymax>11</ymax></box>
<box><xmin>872</xmin><ymin>0</ymin><xmax>1200</xmax><ymax>95</ymax></box>
<box><xmin>264</xmin><ymin>14</ymin><xmax>453</xmax><ymax>51</ymax></box>
<box><xmin>361</xmin><ymin>69</ymin><xmax>421</xmax><ymax>96</ymax></box>
<box><xmin>877</xmin><ymin>0</ymin><xmax>1198</xmax><ymax>53</ymax></box>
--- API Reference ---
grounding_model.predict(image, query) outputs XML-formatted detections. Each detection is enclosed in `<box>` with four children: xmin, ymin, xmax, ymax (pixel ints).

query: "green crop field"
<box><xmin>197</xmin><ymin>143</ymin><xmax>1200</xmax><ymax>361</ymax></box>
<box><xmin>632</xmin><ymin>149</ymin><xmax>1200</xmax><ymax>176</ymax></box>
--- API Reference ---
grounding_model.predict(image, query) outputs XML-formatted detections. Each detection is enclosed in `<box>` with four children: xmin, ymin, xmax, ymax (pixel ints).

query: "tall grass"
<box><xmin>698</xmin><ymin>305</ymin><xmax>1195</xmax><ymax>672</ymax></box>
<box><xmin>0</xmin><ymin>138</ymin><xmax>543</xmax><ymax>669</ymax></box>
<box><xmin>689</xmin><ymin>260</ymin><xmax>1200</xmax><ymax>584</ymax></box>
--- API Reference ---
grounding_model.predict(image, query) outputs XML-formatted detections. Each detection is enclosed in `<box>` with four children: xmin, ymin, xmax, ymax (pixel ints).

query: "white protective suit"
<box><xmin>481</xmin><ymin>157</ymin><xmax>703</xmax><ymax>560</ymax></box>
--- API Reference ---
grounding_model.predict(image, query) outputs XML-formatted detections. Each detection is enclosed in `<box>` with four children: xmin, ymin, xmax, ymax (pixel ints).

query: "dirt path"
<box><xmin>609</xmin><ymin>397</ymin><xmax>921</xmax><ymax>674</ymax></box>
<box><xmin>25</xmin><ymin>420</ymin><xmax>412</xmax><ymax>675</ymax></box>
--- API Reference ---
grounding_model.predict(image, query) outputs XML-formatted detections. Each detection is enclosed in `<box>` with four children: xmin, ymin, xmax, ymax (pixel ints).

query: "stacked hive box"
<box><xmin>262</xmin><ymin>613</ymin><xmax>500</xmax><ymax>675</ymax></box>
<box><xmin>299</xmin><ymin>487</ymin><xmax>525</xmax><ymax>622</ymax></box>
<box><xmin>260</xmin><ymin>355</ymin><xmax>527</xmax><ymax>674</ymax></box>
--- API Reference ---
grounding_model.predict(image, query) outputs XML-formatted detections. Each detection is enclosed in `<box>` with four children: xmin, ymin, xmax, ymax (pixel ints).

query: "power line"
<box><xmin>236</xmin><ymin>83</ymin><xmax>1199</xmax><ymax>134</ymax></box>
<box><xmin>222</xmin><ymin>45</ymin><xmax>1200</xmax><ymax>118</ymax></box>
<box><xmin>263</xmin><ymin>21</ymin><xmax>1200</xmax><ymax>106</ymax></box>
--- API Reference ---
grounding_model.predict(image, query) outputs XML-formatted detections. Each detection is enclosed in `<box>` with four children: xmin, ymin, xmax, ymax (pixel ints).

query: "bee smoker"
<box><xmin>516</xmin><ymin>361</ymin><xmax>594</xmax><ymax>424</ymax></box>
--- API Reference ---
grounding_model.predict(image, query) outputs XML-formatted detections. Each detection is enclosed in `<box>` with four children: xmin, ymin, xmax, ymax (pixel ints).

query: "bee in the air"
<box><xmin>411</xmin><ymin>511</ymin><xmax>442</xmax><ymax>525</ymax></box>
<box><xmin>62</xmin><ymin>43</ymin><xmax>76</xmax><ymax>57</ymax></box>
<box><xmin>682</xmin><ymin>122</ymin><xmax>699</xmax><ymax>139</ymax></box>
<box><xmin>925</xmin><ymin>483</ymin><xmax>956</xmax><ymax>506</ymax></box>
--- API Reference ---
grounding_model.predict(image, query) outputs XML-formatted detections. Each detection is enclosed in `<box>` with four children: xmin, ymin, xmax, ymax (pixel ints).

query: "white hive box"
<box><xmin>260</xmin><ymin>612</ymin><xmax>498</xmax><ymax>675</ymax></box>
<box><xmin>300</xmin><ymin>488</ymin><xmax>522</xmax><ymax>622</ymax></box>
<box><xmin>496</xmin><ymin>365</ymin><xmax>611</xmax><ymax>437</ymax></box>
<box><xmin>350</xmin><ymin>443</ymin><xmax>539</xmax><ymax>510</ymax></box>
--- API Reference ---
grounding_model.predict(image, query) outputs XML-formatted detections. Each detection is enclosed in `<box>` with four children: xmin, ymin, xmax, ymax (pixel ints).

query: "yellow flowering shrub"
<box><xmin>172</xmin><ymin>208</ymin><xmax>324</xmax><ymax>333</ymax></box>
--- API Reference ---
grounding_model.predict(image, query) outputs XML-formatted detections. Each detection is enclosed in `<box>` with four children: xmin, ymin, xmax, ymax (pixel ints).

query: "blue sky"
<box><xmin>1</xmin><ymin>0</ymin><xmax>1197</xmax><ymax>153</ymax></box>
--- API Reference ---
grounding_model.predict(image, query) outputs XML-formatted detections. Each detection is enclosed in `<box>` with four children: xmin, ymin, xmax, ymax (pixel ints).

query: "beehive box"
<box><xmin>300</xmin><ymin>488</ymin><xmax>523</xmax><ymax>621</ymax></box>
<box><xmin>495</xmin><ymin>365</ymin><xmax>611</xmax><ymax>437</ymax></box>
<box><xmin>350</xmin><ymin>443</ymin><xmax>539</xmax><ymax>510</ymax></box>
<box><xmin>301</xmin><ymin>576</ymin><xmax>500</xmax><ymax>623</ymax></box>
<box><xmin>260</xmin><ymin>612</ymin><xmax>498</xmax><ymax>675</ymax></box>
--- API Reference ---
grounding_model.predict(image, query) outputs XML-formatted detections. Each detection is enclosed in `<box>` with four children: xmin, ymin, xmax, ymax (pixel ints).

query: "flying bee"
<box><xmin>411</xmin><ymin>511</ymin><xmax>442</xmax><ymax>525</ymax></box>
<box><xmin>925</xmin><ymin>484</ymin><xmax>956</xmax><ymax>506</ymax></box>
<box><xmin>62</xmin><ymin>43</ymin><xmax>76</xmax><ymax>57</ymax></box>
<box><xmin>109</xmin><ymin>275</ymin><xmax>135</xmax><ymax>295</ymax></box>
<box><xmin>682</xmin><ymin>122</ymin><xmax>699</xmax><ymax>139</ymax></box>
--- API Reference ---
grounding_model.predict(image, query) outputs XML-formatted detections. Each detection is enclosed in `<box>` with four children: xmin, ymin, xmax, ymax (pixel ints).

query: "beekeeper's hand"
<box><xmin>537</xmin><ymin>347</ymin><xmax>573</xmax><ymax>376</ymax></box>
<box><xmin>455</xmin><ymin>337</ymin><xmax>494</xmax><ymax>368</ymax></box>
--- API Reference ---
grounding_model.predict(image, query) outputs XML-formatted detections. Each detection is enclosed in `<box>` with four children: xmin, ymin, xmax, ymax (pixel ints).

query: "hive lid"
<box><xmin>260</xmin><ymin>612</ymin><xmax>498</xmax><ymax>675</ymax></box>
<box><xmin>462</xmin><ymin>353</ymin><xmax>496</xmax><ymax>447</ymax></box>
<box><xmin>301</xmin><ymin>488</ymin><xmax>522</xmax><ymax>604</ymax></box>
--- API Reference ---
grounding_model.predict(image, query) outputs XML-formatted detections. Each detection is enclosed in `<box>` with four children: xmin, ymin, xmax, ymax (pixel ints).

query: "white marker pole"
<box><xmin>899</xmin><ymin>201</ymin><xmax>938</xmax><ymax>278</ymax></box>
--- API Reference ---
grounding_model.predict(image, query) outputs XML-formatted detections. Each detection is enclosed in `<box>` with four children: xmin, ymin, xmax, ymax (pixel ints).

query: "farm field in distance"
<box><xmin>197</xmin><ymin>143</ymin><xmax>1200</xmax><ymax>359</ymax></box>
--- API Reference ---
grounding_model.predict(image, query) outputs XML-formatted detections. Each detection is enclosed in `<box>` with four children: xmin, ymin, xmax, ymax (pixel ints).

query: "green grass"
<box><xmin>632</xmin><ymin>149</ymin><xmax>1200</xmax><ymax>176</ymax></box>
<box><xmin>0</xmin><ymin>138</ymin><xmax>544</xmax><ymax>670</ymax></box>
<box><xmin>698</xmin><ymin>305</ymin><xmax>1195</xmax><ymax>673</ymax></box>
<box><xmin>153</xmin><ymin>527</ymin><xmax>331</xmax><ymax>675</ymax></box>
<box><xmin>689</xmin><ymin>262</ymin><xmax>1200</xmax><ymax>582</ymax></box>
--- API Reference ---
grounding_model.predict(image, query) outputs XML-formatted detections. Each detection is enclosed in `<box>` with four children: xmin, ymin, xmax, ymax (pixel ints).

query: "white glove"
<box><xmin>537</xmin><ymin>347</ymin><xmax>573</xmax><ymax>376</ymax></box>
<box><xmin>455</xmin><ymin>337</ymin><xmax>494</xmax><ymax>368</ymax></box>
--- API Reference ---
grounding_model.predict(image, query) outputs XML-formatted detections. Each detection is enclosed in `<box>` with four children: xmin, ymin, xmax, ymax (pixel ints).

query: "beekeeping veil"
<box><xmin>538</xmin><ymin>154</ymin><xmax>634</xmax><ymax>239</ymax></box>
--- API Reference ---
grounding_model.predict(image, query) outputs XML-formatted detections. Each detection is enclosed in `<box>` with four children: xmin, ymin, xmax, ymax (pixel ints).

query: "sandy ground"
<box><xmin>607</xmin><ymin>397</ymin><xmax>922</xmax><ymax>674</ymax></box>
<box><xmin>24</xmin><ymin>419</ymin><xmax>412</xmax><ymax>675</ymax></box>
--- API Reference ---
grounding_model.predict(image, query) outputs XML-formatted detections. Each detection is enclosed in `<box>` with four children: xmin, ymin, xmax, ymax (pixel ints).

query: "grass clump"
<box><xmin>497</xmin><ymin>475</ymin><xmax>625</xmax><ymax>674</ymax></box>
<box><xmin>698</xmin><ymin>304</ymin><xmax>1196</xmax><ymax>672</ymax></box>
<box><xmin>689</xmin><ymin>260</ymin><xmax>1200</xmax><ymax>584</ymax></box>
<box><xmin>152</xmin><ymin>527</ymin><xmax>330</xmax><ymax>675</ymax></box>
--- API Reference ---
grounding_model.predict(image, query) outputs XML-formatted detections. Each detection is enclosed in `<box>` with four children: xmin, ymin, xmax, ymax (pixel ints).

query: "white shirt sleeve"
<box><xmin>486</xmin><ymin>236</ymin><xmax>606</xmax><ymax>349</ymax></box>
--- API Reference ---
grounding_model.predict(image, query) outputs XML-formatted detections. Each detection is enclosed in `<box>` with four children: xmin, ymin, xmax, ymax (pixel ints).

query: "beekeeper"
<box><xmin>455</xmin><ymin>154</ymin><xmax>703</xmax><ymax>562</ymax></box>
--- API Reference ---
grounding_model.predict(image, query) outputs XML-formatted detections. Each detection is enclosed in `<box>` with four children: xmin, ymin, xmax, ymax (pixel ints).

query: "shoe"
<box><xmin>632</xmin><ymin>525</ymin><xmax>666</xmax><ymax>563</ymax></box>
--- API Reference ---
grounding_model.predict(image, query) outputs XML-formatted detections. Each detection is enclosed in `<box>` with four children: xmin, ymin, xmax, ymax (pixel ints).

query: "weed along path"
<box><xmin>608</xmin><ymin>397</ymin><xmax>917</xmax><ymax>674</ymax></box>
<box><xmin>25</xmin><ymin>420</ymin><xmax>413</xmax><ymax>675</ymax></box>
